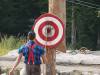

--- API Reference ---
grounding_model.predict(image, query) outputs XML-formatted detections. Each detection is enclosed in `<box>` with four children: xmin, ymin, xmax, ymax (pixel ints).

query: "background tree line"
<box><xmin>67</xmin><ymin>0</ymin><xmax>100</xmax><ymax>50</ymax></box>
<box><xmin>0</xmin><ymin>0</ymin><xmax>99</xmax><ymax>50</ymax></box>
<box><xmin>0</xmin><ymin>0</ymin><xmax>48</xmax><ymax>35</ymax></box>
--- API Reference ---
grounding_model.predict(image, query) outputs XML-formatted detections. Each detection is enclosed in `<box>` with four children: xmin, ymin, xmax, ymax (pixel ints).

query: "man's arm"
<box><xmin>9</xmin><ymin>53</ymin><xmax>23</xmax><ymax>75</ymax></box>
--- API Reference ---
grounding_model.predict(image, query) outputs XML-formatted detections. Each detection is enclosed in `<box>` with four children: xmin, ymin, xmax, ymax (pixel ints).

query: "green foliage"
<box><xmin>0</xmin><ymin>0</ymin><xmax>48</xmax><ymax>55</ymax></box>
<box><xmin>0</xmin><ymin>0</ymin><xmax>48</xmax><ymax>34</ymax></box>
<box><xmin>0</xmin><ymin>35</ymin><xmax>22</xmax><ymax>56</ymax></box>
<box><xmin>67</xmin><ymin>1</ymin><xmax>100</xmax><ymax>50</ymax></box>
<box><xmin>76</xmin><ymin>6</ymin><xmax>98</xmax><ymax>50</ymax></box>
<box><xmin>0</xmin><ymin>0</ymin><xmax>99</xmax><ymax>50</ymax></box>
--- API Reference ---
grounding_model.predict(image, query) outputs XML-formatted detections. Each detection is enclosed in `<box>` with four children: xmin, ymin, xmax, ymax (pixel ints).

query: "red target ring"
<box><xmin>39</xmin><ymin>21</ymin><xmax>59</xmax><ymax>41</ymax></box>
<box><xmin>32</xmin><ymin>13</ymin><xmax>64</xmax><ymax>48</ymax></box>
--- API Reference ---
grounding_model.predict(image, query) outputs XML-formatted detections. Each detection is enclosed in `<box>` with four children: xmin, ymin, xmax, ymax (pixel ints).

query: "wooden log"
<box><xmin>49</xmin><ymin>0</ymin><xmax>66</xmax><ymax>52</ymax></box>
<box><xmin>46</xmin><ymin>0</ymin><xmax>66</xmax><ymax>75</ymax></box>
<box><xmin>46</xmin><ymin>49</ymin><xmax>56</xmax><ymax>75</ymax></box>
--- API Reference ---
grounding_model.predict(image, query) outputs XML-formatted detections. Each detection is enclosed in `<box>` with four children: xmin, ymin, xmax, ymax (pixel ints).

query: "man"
<box><xmin>9</xmin><ymin>31</ymin><xmax>47</xmax><ymax>75</ymax></box>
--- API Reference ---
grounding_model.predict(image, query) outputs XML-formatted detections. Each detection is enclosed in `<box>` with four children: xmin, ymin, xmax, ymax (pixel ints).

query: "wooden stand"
<box><xmin>49</xmin><ymin>0</ymin><xmax>66</xmax><ymax>52</ymax></box>
<box><xmin>46</xmin><ymin>49</ymin><xmax>56</xmax><ymax>75</ymax></box>
<box><xmin>45</xmin><ymin>0</ymin><xmax>66</xmax><ymax>75</ymax></box>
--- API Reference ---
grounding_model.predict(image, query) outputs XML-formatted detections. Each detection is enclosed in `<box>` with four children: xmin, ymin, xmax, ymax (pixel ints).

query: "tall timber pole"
<box><xmin>45</xmin><ymin>0</ymin><xmax>66</xmax><ymax>75</ymax></box>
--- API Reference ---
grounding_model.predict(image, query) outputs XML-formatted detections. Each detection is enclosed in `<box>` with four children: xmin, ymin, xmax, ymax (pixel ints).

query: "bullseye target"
<box><xmin>32</xmin><ymin>13</ymin><xmax>64</xmax><ymax>48</ymax></box>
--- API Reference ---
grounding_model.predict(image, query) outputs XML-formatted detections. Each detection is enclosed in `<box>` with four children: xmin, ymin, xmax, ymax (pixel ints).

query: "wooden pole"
<box><xmin>46</xmin><ymin>0</ymin><xmax>66</xmax><ymax>75</ymax></box>
<box><xmin>49</xmin><ymin>0</ymin><xmax>66</xmax><ymax>52</ymax></box>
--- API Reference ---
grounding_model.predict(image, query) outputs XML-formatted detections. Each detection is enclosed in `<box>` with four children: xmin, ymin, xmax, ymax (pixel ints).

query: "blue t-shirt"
<box><xmin>18</xmin><ymin>40</ymin><xmax>45</xmax><ymax>64</ymax></box>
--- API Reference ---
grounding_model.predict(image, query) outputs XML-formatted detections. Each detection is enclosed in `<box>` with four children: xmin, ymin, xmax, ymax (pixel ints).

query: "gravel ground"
<box><xmin>1</xmin><ymin>50</ymin><xmax>100</xmax><ymax>75</ymax></box>
<box><xmin>56</xmin><ymin>65</ymin><xmax>100</xmax><ymax>72</ymax></box>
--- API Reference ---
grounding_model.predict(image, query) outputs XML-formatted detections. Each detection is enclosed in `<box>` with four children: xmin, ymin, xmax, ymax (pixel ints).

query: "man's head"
<box><xmin>27</xmin><ymin>31</ymin><xmax>36</xmax><ymax>40</ymax></box>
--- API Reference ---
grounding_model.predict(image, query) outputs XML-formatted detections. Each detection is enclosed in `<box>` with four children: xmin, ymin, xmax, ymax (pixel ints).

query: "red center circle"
<box><xmin>47</xmin><ymin>27</ymin><xmax>51</xmax><ymax>34</ymax></box>
<box><xmin>39</xmin><ymin>21</ymin><xmax>59</xmax><ymax>41</ymax></box>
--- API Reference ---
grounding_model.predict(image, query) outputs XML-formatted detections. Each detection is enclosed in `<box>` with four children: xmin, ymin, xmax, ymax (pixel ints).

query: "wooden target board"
<box><xmin>32</xmin><ymin>13</ymin><xmax>64</xmax><ymax>48</ymax></box>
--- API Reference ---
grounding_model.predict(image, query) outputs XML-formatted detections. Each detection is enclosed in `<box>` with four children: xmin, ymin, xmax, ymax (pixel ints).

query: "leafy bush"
<box><xmin>0</xmin><ymin>35</ymin><xmax>23</xmax><ymax>56</ymax></box>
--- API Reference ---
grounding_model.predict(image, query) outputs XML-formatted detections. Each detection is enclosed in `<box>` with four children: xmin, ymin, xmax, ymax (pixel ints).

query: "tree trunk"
<box><xmin>46</xmin><ymin>0</ymin><xmax>66</xmax><ymax>75</ymax></box>
<box><xmin>97</xmin><ymin>10</ymin><xmax>100</xmax><ymax>17</ymax></box>
<box><xmin>71</xmin><ymin>0</ymin><xmax>77</xmax><ymax>49</ymax></box>
<box><xmin>97</xmin><ymin>32</ymin><xmax>100</xmax><ymax>49</ymax></box>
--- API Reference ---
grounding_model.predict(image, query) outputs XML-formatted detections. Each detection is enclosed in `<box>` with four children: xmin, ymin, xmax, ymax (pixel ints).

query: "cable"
<box><xmin>76</xmin><ymin>0</ymin><xmax>100</xmax><ymax>7</ymax></box>
<box><xmin>66</xmin><ymin>0</ymin><xmax>100</xmax><ymax>9</ymax></box>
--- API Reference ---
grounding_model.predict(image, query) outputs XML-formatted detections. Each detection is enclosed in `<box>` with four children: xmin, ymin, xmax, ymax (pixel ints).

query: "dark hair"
<box><xmin>28</xmin><ymin>31</ymin><xmax>36</xmax><ymax>40</ymax></box>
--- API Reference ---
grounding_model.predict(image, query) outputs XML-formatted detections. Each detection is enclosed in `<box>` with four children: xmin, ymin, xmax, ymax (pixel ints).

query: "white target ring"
<box><xmin>32</xmin><ymin>13</ymin><xmax>64</xmax><ymax>48</ymax></box>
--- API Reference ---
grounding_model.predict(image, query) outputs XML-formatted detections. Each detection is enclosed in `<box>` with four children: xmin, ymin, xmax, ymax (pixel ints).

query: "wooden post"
<box><xmin>46</xmin><ymin>0</ymin><xmax>66</xmax><ymax>75</ymax></box>
<box><xmin>49</xmin><ymin>0</ymin><xmax>66</xmax><ymax>52</ymax></box>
